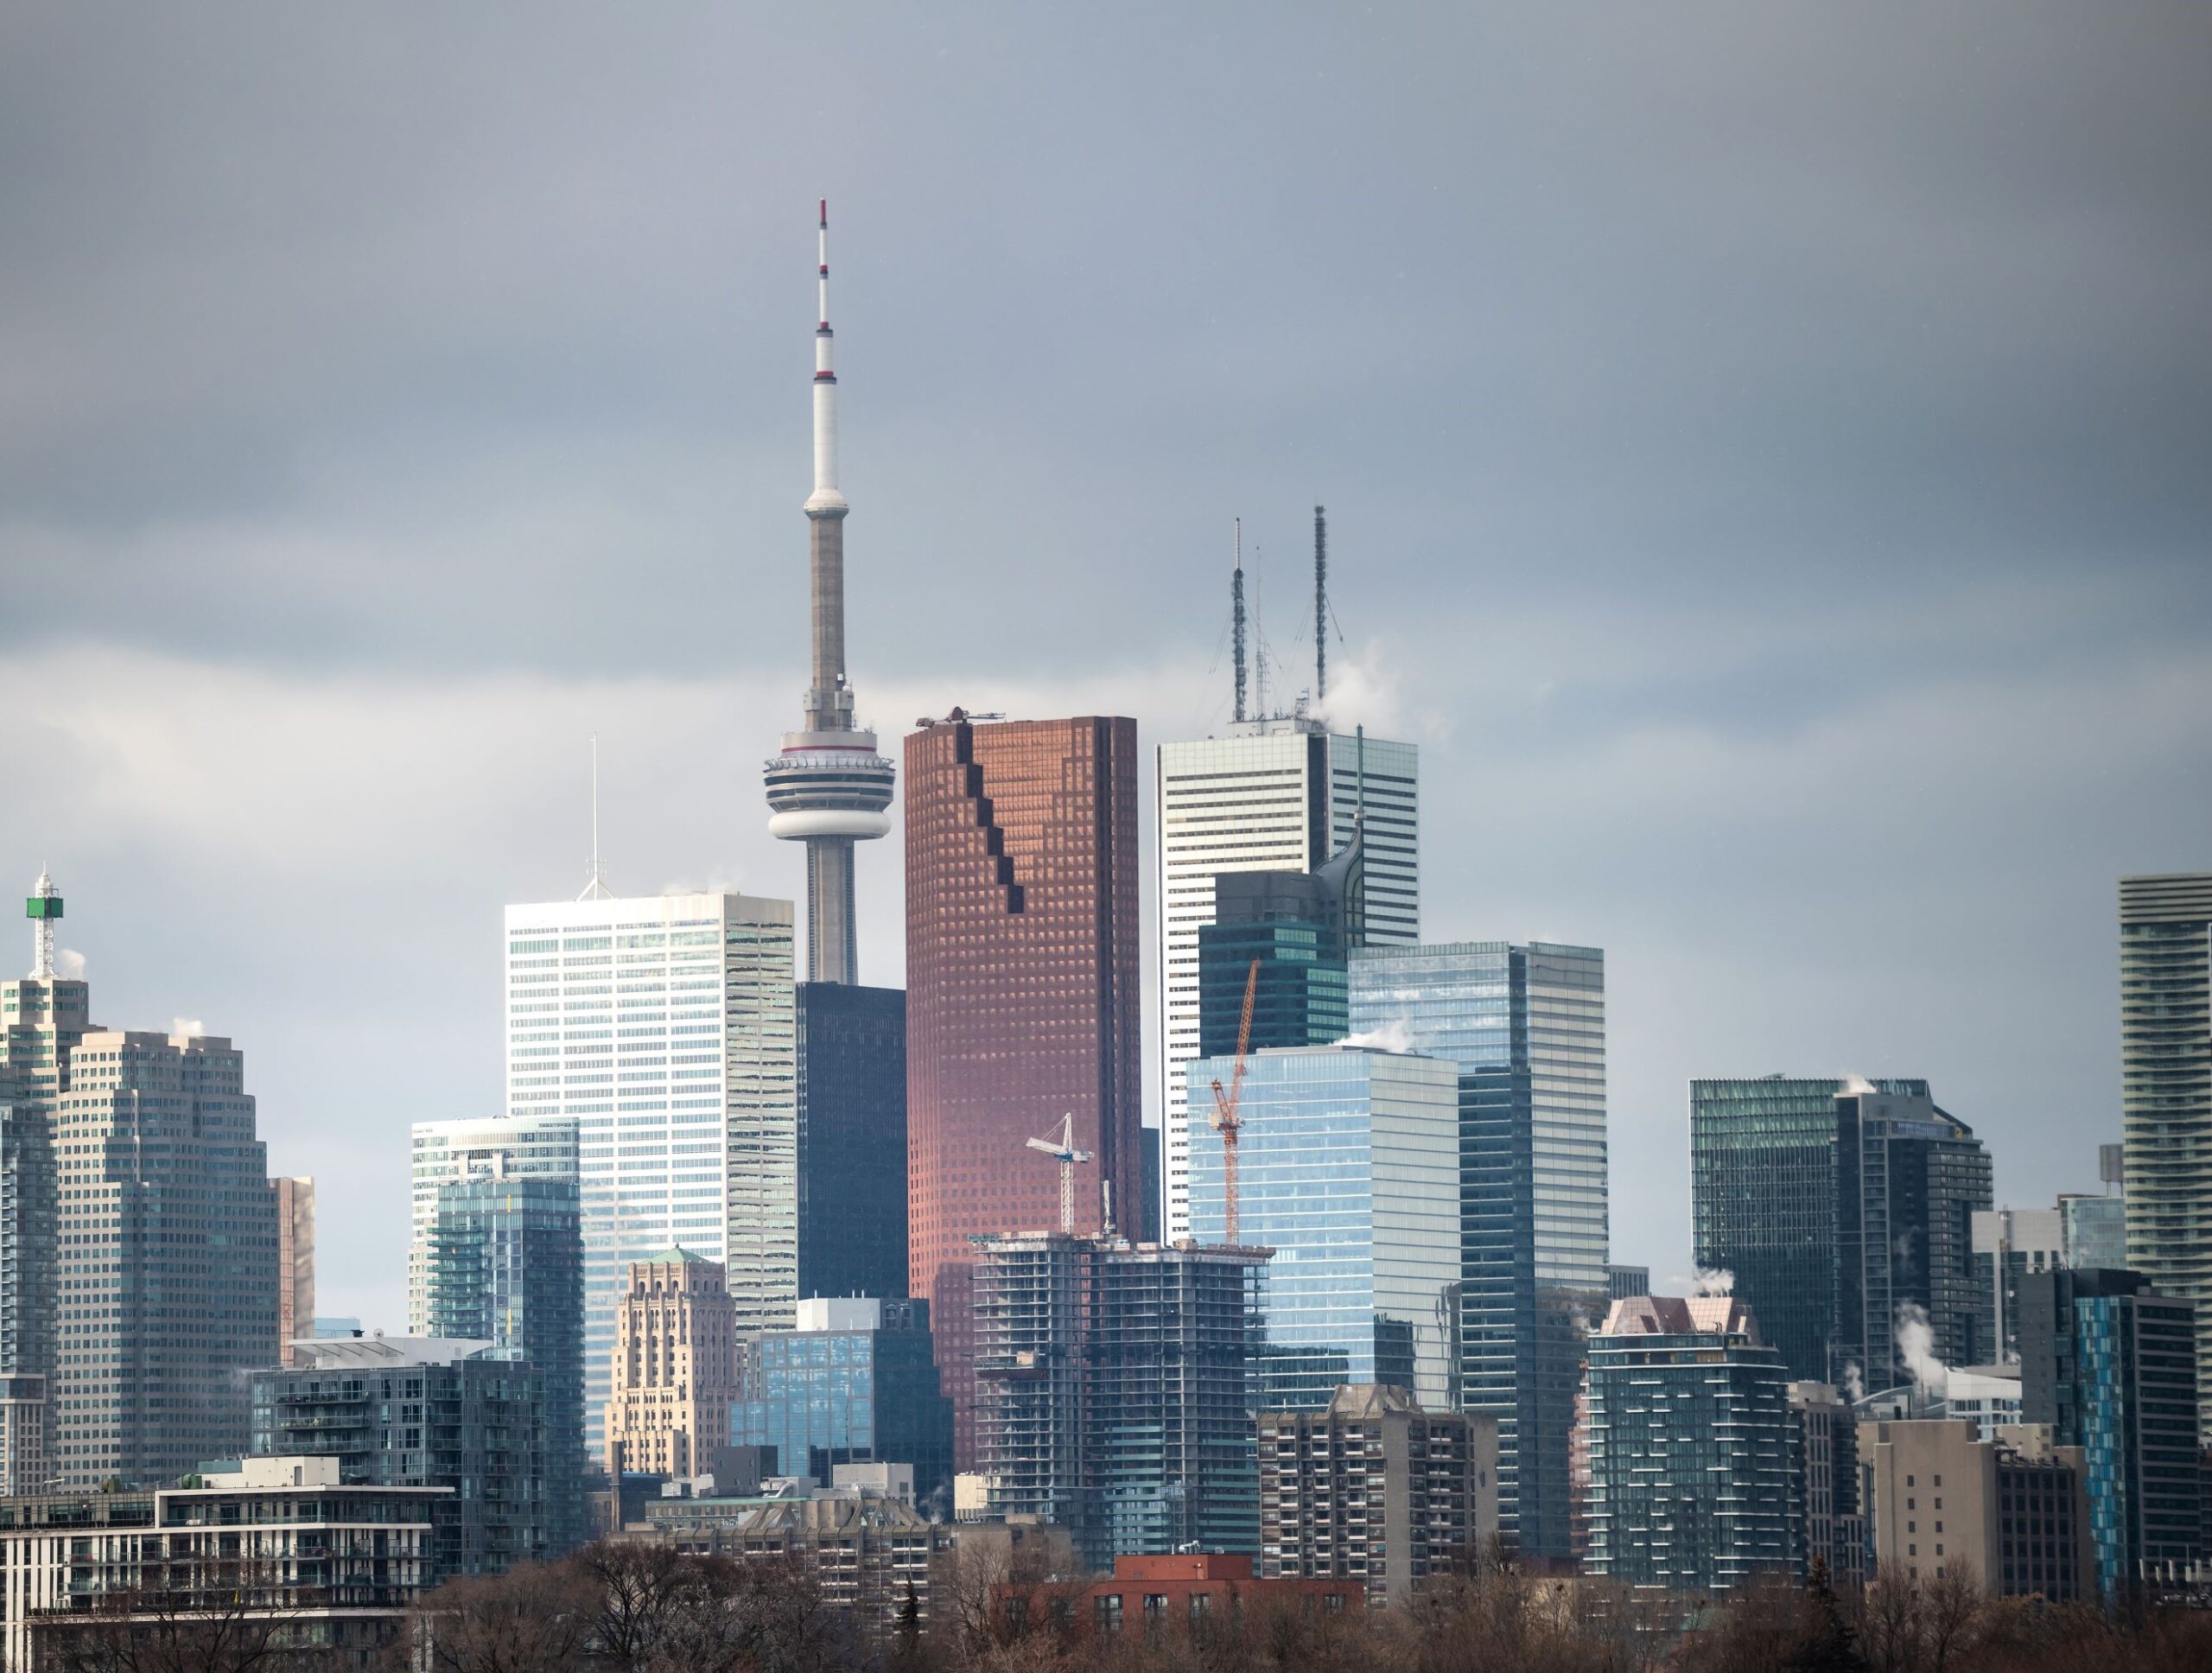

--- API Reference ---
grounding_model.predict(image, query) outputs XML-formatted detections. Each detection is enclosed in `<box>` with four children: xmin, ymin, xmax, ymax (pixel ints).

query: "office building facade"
<box><xmin>407</xmin><ymin>1113</ymin><xmax>581</xmax><ymax>1333</ymax></box>
<box><xmin>1691</xmin><ymin>1078</ymin><xmax>1993</xmax><ymax>1390</ymax></box>
<box><xmin>2017</xmin><ymin>1268</ymin><xmax>2203</xmax><ymax>1595</ymax></box>
<box><xmin>1257</xmin><ymin>1384</ymin><xmax>1497</xmax><ymax>1605</ymax></box>
<box><xmin>1862</xmin><ymin>1419</ymin><xmax>2096</xmax><ymax>1602</ymax></box>
<box><xmin>735</xmin><ymin>1297</ymin><xmax>953</xmax><ymax>1507</ymax></box>
<box><xmin>2119</xmin><ymin>873</ymin><xmax>2212</xmax><ymax>1440</ymax></box>
<box><xmin>604</xmin><ymin>1248</ymin><xmax>736</xmax><ymax>1480</ymax></box>
<box><xmin>1347</xmin><ymin>940</ymin><xmax>1609</xmax><ymax>1563</ymax></box>
<box><xmin>252</xmin><ymin>1337</ymin><xmax>558</xmax><ymax>1578</ymax></box>
<box><xmin>1186</xmin><ymin>1045</ymin><xmax>1460</xmax><ymax>1414</ymax></box>
<box><xmin>424</xmin><ymin>1172</ymin><xmax>587</xmax><ymax>1555</ymax></box>
<box><xmin>1583</xmin><ymin>1295</ymin><xmax>1799</xmax><ymax>1594</ymax></box>
<box><xmin>973</xmin><ymin>1232</ymin><xmax>1266</xmax><ymax>1570</ymax></box>
<box><xmin>905</xmin><ymin>715</ymin><xmax>1142</xmax><ymax>1467</ymax></box>
<box><xmin>503</xmin><ymin>891</ymin><xmax>793</xmax><ymax>1455</ymax></box>
<box><xmin>795</xmin><ymin>983</ymin><xmax>907</xmax><ymax>1302</ymax></box>
<box><xmin>1157</xmin><ymin>723</ymin><xmax>1417</xmax><ymax>1241</ymax></box>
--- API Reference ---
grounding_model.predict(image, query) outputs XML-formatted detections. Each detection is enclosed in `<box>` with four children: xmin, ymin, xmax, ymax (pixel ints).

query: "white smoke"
<box><xmin>1336</xmin><ymin>1018</ymin><xmax>1413</xmax><ymax>1053</ymax></box>
<box><xmin>1690</xmin><ymin>1266</ymin><xmax>1735</xmax><ymax>1296</ymax></box>
<box><xmin>1841</xmin><ymin>1360</ymin><xmax>1867</xmax><ymax>1404</ymax></box>
<box><xmin>171</xmin><ymin>1017</ymin><xmax>206</xmax><ymax>1040</ymax></box>
<box><xmin>1895</xmin><ymin>1302</ymin><xmax>1948</xmax><ymax>1397</ymax></box>
<box><xmin>54</xmin><ymin>949</ymin><xmax>86</xmax><ymax>979</ymax></box>
<box><xmin>1840</xmin><ymin>1073</ymin><xmax>1878</xmax><ymax>1096</ymax></box>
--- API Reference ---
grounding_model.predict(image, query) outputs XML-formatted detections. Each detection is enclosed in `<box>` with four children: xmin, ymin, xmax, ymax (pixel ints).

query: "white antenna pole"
<box><xmin>579</xmin><ymin>735</ymin><xmax>613</xmax><ymax>900</ymax></box>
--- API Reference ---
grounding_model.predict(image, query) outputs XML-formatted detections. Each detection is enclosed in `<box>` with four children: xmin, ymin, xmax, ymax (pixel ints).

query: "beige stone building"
<box><xmin>605</xmin><ymin>1248</ymin><xmax>735</xmax><ymax>1478</ymax></box>
<box><xmin>1863</xmin><ymin>1418</ymin><xmax>2094</xmax><ymax>1602</ymax></box>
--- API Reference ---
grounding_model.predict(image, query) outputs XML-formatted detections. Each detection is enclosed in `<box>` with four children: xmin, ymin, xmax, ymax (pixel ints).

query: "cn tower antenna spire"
<box><xmin>766</xmin><ymin>200</ymin><xmax>894</xmax><ymax>985</ymax></box>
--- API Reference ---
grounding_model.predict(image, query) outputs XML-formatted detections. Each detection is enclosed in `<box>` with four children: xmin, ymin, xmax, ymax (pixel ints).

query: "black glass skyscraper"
<box><xmin>1197</xmin><ymin>867</ymin><xmax>1351</xmax><ymax>1059</ymax></box>
<box><xmin>795</xmin><ymin>983</ymin><xmax>907</xmax><ymax>1302</ymax></box>
<box><xmin>1691</xmin><ymin>1078</ymin><xmax>1992</xmax><ymax>1390</ymax></box>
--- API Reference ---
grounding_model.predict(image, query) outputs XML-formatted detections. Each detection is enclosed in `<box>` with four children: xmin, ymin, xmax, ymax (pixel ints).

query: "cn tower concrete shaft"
<box><xmin>763</xmin><ymin>200</ymin><xmax>893</xmax><ymax>986</ymax></box>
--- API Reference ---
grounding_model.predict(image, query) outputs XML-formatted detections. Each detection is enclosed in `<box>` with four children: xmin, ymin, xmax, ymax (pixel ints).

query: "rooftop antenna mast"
<box><xmin>25</xmin><ymin>868</ymin><xmax>60</xmax><ymax>981</ymax></box>
<box><xmin>1313</xmin><ymin>506</ymin><xmax>1328</xmax><ymax>704</ymax></box>
<box><xmin>579</xmin><ymin>735</ymin><xmax>613</xmax><ymax>900</ymax></box>
<box><xmin>1231</xmin><ymin>519</ymin><xmax>1248</xmax><ymax>724</ymax></box>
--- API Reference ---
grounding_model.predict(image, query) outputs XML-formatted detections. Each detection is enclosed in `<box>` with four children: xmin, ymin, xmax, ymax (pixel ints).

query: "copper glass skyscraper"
<box><xmin>905</xmin><ymin>714</ymin><xmax>1142</xmax><ymax>1466</ymax></box>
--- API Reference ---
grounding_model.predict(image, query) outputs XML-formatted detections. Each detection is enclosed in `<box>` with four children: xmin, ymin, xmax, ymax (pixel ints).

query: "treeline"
<box><xmin>37</xmin><ymin>1543</ymin><xmax>2212</xmax><ymax>1673</ymax></box>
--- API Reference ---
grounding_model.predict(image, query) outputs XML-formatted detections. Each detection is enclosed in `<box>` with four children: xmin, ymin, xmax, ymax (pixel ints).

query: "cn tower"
<box><xmin>764</xmin><ymin>200</ymin><xmax>894</xmax><ymax>984</ymax></box>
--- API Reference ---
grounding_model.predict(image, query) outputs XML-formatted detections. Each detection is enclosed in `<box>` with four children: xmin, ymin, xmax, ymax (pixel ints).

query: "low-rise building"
<box><xmin>996</xmin><ymin>1553</ymin><xmax>1358</xmax><ymax>1639</ymax></box>
<box><xmin>1257</xmin><ymin>1384</ymin><xmax>1497</xmax><ymax>1605</ymax></box>
<box><xmin>0</xmin><ymin>1456</ymin><xmax>446</xmax><ymax>1670</ymax></box>
<box><xmin>1862</xmin><ymin>1419</ymin><xmax>2094</xmax><ymax>1602</ymax></box>
<box><xmin>732</xmin><ymin>1492</ymin><xmax>951</xmax><ymax>1625</ymax></box>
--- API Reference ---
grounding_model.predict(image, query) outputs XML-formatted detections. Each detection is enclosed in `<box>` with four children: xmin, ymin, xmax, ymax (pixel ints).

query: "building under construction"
<box><xmin>974</xmin><ymin>1233</ymin><xmax>1268</xmax><ymax>1570</ymax></box>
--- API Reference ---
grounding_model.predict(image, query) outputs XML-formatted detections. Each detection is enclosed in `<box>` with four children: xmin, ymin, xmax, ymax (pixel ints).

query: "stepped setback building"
<box><xmin>604</xmin><ymin>1248</ymin><xmax>737</xmax><ymax>1479</ymax></box>
<box><xmin>904</xmin><ymin>713</ymin><xmax>1142</xmax><ymax>1467</ymax></box>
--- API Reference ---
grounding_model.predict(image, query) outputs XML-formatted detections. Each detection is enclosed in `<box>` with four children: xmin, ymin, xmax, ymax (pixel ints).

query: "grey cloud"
<box><xmin>2</xmin><ymin>2</ymin><xmax>2209</xmax><ymax>1313</ymax></box>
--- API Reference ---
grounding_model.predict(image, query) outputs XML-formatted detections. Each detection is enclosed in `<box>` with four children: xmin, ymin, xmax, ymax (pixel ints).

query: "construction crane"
<box><xmin>1026</xmin><ymin>1114</ymin><xmax>1092</xmax><ymax>1234</ymax></box>
<box><xmin>913</xmin><ymin>707</ymin><xmax>1007</xmax><ymax>728</ymax></box>
<box><xmin>1208</xmin><ymin>959</ymin><xmax>1262</xmax><ymax>1246</ymax></box>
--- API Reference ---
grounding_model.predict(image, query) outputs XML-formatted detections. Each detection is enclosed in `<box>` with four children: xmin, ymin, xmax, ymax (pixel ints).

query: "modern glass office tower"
<box><xmin>425</xmin><ymin>1173</ymin><xmax>586</xmax><ymax>1555</ymax></box>
<box><xmin>1346</xmin><ymin>940</ymin><xmax>1608</xmax><ymax>1564</ymax></box>
<box><xmin>735</xmin><ymin>1297</ymin><xmax>952</xmax><ymax>1506</ymax></box>
<box><xmin>1583</xmin><ymin>1295</ymin><xmax>1800</xmax><ymax>1594</ymax></box>
<box><xmin>795</xmin><ymin>983</ymin><xmax>906</xmax><ymax>1302</ymax></box>
<box><xmin>1186</xmin><ymin>1045</ymin><xmax>1459</xmax><ymax>1414</ymax></box>
<box><xmin>503</xmin><ymin>891</ymin><xmax>794</xmax><ymax>1456</ymax></box>
<box><xmin>1691</xmin><ymin>1078</ymin><xmax>1993</xmax><ymax>1389</ymax></box>
<box><xmin>2119</xmin><ymin>874</ymin><xmax>2212</xmax><ymax>1440</ymax></box>
<box><xmin>407</xmin><ymin>1114</ymin><xmax>581</xmax><ymax>1333</ymax></box>
<box><xmin>972</xmin><ymin>1232</ymin><xmax>1266</xmax><ymax>1569</ymax></box>
<box><xmin>2017</xmin><ymin>1268</ymin><xmax>2204</xmax><ymax>1596</ymax></box>
<box><xmin>1156</xmin><ymin>723</ymin><xmax>1417</xmax><ymax>1241</ymax></box>
<box><xmin>52</xmin><ymin>1028</ymin><xmax>280</xmax><ymax>1489</ymax></box>
<box><xmin>904</xmin><ymin>715</ymin><xmax>1142</xmax><ymax>1468</ymax></box>
<box><xmin>2064</xmin><ymin>1193</ymin><xmax>2129</xmax><ymax>1270</ymax></box>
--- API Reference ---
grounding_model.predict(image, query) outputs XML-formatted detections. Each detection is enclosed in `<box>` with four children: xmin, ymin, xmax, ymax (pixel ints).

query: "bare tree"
<box><xmin>34</xmin><ymin>1565</ymin><xmax>315</xmax><ymax>1673</ymax></box>
<box><xmin>407</xmin><ymin>1559</ymin><xmax>596</xmax><ymax>1673</ymax></box>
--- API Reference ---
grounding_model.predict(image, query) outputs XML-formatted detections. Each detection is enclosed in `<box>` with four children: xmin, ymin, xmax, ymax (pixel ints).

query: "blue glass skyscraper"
<box><xmin>425</xmin><ymin>1173</ymin><xmax>586</xmax><ymax>1555</ymax></box>
<box><xmin>734</xmin><ymin>1296</ymin><xmax>952</xmax><ymax>1508</ymax></box>
<box><xmin>1345</xmin><ymin>941</ymin><xmax>1608</xmax><ymax>1565</ymax></box>
<box><xmin>1186</xmin><ymin>1045</ymin><xmax>1459</xmax><ymax>1414</ymax></box>
<box><xmin>2018</xmin><ymin>1267</ymin><xmax>2202</xmax><ymax>1596</ymax></box>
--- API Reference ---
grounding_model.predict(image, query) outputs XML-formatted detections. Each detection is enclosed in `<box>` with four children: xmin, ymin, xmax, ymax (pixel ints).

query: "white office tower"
<box><xmin>1154</xmin><ymin>720</ymin><xmax>1417</xmax><ymax>1240</ymax></box>
<box><xmin>406</xmin><ymin>1114</ymin><xmax>582</xmax><ymax>1334</ymax></box>
<box><xmin>504</xmin><ymin>892</ymin><xmax>795</xmax><ymax>1454</ymax></box>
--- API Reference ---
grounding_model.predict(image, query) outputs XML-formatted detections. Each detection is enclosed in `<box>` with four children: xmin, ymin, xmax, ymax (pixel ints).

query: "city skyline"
<box><xmin>3</xmin><ymin>6</ymin><xmax>2209</xmax><ymax>1335</ymax></box>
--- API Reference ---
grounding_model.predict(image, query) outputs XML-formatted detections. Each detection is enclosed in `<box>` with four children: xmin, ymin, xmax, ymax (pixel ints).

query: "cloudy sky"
<box><xmin>3</xmin><ymin>4</ymin><xmax>2208</xmax><ymax>1326</ymax></box>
